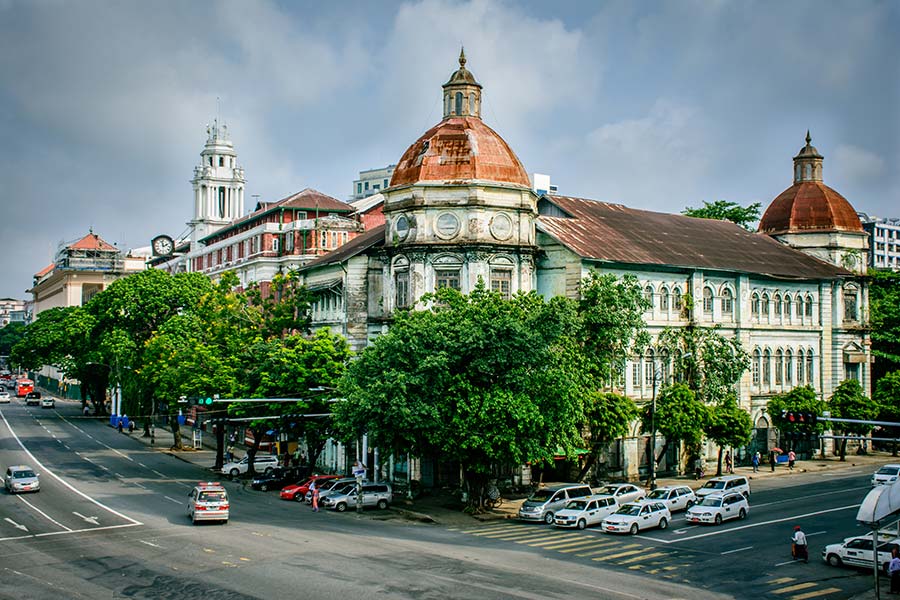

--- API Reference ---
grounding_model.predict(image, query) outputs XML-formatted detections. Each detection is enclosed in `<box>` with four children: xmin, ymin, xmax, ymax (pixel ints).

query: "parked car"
<box><xmin>872</xmin><ymin>465</ymin><xmax>900</xmax><ymax>486</ymax></box>
<box><xmin>4</xmin><ymin>465</ymin><xmax>40</xmax><ymax>493</ymax></box>
<box><xmin>307</xmin><ymin>477</ymin><xmax>359</xmax><ymax>504</ymax></box>
<box><xmin>279</xmin><ymin>474</ymin><xmax>341</xmax><ymax>501</ymax></box>
<box><xmin>823</xmin><ymin>534</ymin><xmax>900</xmax><ymax>573</ymax></box>
<box><xmin>685</xmin><ymin>491</ymin><xmax>749</xmax><ymax>525</ymax></box>
<box><xmin>41</xmin><ymin>396</ymin><xmax>56</xmax><ymax>409</ymax></box>
<box><xmin>553</xmin><ymin>494</ymin><xmax>618</xmax><ymax>529</ymax></box>
<box><xmin>695</xmin><ymin>475</ymin><xmax>751</xmax><ymax>499</ymax></box>
<box><xmin>220</xmin><ymin>454</ymin><xmax>279</xmax><ymax>478</ymax></box>
<box><xmin>250</xmin><ymin>467</ymin><xmax>304</xmax><ymax>492</ymax></box>
<box><xmin>642</xmin><ymin>485</ymin><xmax>697</xmax><ymax>512</ymax></box>
<box><xmin>320</xmin><ymin>482</ymin><xmax>392</xmax><ymax>512</ymax></box>
<box><xmin>518</xmin><ymin>484</ymin><xmax>593</xmax><ymax>524</ymax></box>
<box><xmin>0</xmin><ymin>390</ymin><xmax>10</xmax><ymax>403</ymax></box>
<box><xmin>597</xmin><ymin>483</ymin><xmax>647</xmax><ymax>505</ymax></box>
<box><xmin>186</xmin><ymin>482</ymin><xmax>229</xmax><ymax>524</ymax></box>
<box><xmin>602</xmin><ymin>501</ymin><xmax>671</xmax><ymax>535</ymax></box>
<box><xmin>25</xmin><ymin>391</ymin><xmax>42</xmax><ymax>407</ymax></box>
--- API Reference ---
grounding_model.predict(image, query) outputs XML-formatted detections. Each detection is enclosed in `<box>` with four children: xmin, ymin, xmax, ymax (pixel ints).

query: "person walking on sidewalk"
<box><xmin>751</xmin><ymin>452</ymin><xmax>760</xmax><ymax>473</ymax></box>
<box><xmin>725</xmin><ymin>451</ymin><xmax>733</xmax><ymax>474</ymax></box>
<box><xmin>791</xmin><ymin>525</ymin><xmax>808</xmax><ymax>563</ymax></box>
<box><xmin>788</xmin><ymin>450</ymin><xmax>796</xmax><ymax>471</ymax></box>
<box><xmin>769</xmin><ymin>450</ymin><xmax>777</xmax><ymax>472</ymax></box>
<box><xmin>889</xmin><ymin>547</ymin><xmax>900</xmax><ymax>594</ymax></box>
<box><xmin>311</xmin><ymin>482</ymin><xmax>320</xmax><ymax>512</ymax></box>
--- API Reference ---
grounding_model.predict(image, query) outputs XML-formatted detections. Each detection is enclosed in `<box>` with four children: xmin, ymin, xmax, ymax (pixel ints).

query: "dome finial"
<box><xmin>805</xmin><ymin>130</ymin><xmax>812</xmax><ymax>145</ymax></box>
<box><xmin>459</xmin><ymin>46</ymin><xmax>466</xmax><ymax>68</ymax></box>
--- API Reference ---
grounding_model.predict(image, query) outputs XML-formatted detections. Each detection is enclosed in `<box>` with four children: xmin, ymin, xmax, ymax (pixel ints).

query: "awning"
<box><xmin>306</xmin><ymin>278</ymin><xmax>342</xmax><ymax>292</ymax></box>
<box><xmin>857</xmin><ymin>481</ymin><xmax>900</xmax><ymax>525</ymax></box>
<box><xmin>553</xmin><ymin>447</ymin><xmax>590</xmax><ymax>460</ymax></box>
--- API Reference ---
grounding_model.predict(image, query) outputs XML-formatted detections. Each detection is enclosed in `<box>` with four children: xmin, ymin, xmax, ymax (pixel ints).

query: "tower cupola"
<box><xmin>793</xmin><ymin>130</ymin><xmax>824</xmax><ymax>183</ymax></box>
<box><xmin>442</xmin><ymin>47</ymin><xmax>482</xmax><ymax>119</ymax></box>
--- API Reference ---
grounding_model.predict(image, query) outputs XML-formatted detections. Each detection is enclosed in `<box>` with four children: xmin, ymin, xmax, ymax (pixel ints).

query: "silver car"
<box><xmin>320</xmin><ymin>482</ymin><xmax>392</xmax><ymax>512</ymax></box>
<box><xmin>518</xmin><ymin>484</ymin><xmax>593</xmax><ymax>524</ymax></box>
<box><xmin>5</xmin><ymin>465</ymin><xmax>40</xmax><ymax>494</ymax></box>
<box><xmin>0</xmin><ymin>390</ymin><xmax>10</xmax><ymax>403</ymax></box>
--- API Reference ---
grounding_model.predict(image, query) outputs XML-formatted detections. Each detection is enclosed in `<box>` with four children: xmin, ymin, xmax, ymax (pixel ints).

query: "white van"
<box><xmin>695</xmin><ymin>475</ymin><xmax>750</xmax><ymax>499</ymax></box>
<box><xmin>220</xmin><ymin>454</ymin><xmax>279</xmax><ymax>478</ymax></box>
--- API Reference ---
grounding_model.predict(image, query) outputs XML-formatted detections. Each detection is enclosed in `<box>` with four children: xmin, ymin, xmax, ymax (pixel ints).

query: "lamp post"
<box><xmin>648</xmin><ymin>366</ymin><xmax>662</xmax><ymax>491</ymax></box>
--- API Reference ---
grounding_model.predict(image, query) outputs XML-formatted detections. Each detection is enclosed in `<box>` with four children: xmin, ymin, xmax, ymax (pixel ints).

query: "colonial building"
<box><xmin>298</xmin><ymin>52</ymin><xmax>869</xmax><ymax>485</ymax></box>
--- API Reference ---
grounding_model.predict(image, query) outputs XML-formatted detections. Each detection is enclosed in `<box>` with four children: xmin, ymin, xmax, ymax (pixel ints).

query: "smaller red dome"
<box><xmin>758</xmin><ymin>181</ymin><xmax>863</xmax><ymax>235</ymax></box>
<box><xmin>390</xmin><ymin>117</ymin><xmax>530</xmax><ymax>188</ymax></box>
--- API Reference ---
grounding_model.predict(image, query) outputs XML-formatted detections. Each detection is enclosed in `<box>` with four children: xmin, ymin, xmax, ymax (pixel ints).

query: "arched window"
<box><xmin>751</xmin><ymin>292</ymin><xmax>760</xmax><ymax>318</ymax></box>
<box><xmin>796</xmin><ymin>295</ymin><xmax>803</xmax><ymax>319</ymax></box>
<box><xmin>644</xmin><ymin>285</ymin><xmax>654</xmax><ymax>311</ymax></box>
<box><xmin>455</xmin><ymin>92</ymin><xmax>463</xmax><ymax>115</ymax></box>
<box><xmin>775</xmin><ymin>349</ymin><xmax>784</xmax><ymax>385</ymax></box>
<box><xmin>761</xmin><ymin>293</ymin><xmax>770</xmax><ymax>318</ymax></box>
<box><xmin>805</xmin><ymin>164</ymin><xmax>812</xmax><ymax>179</ymax></box>
<box><xmin>644</xmin><ymin>350</ymin><xmax>655</xmax><ymax>387</ymax></box>
<box><xmin>774</xmin><ymin>293</ymin><xmax>782</xmax><ymax>318</ymax></box>
<box><xmin>844</xmin><ymin>284</ymin><xmax>859</xmax><ymax>321</ymax></box>
<box><xmin>721</xmin><ymin>287</ymin><xmax>734</xmax><ymax>318</ymax></box>
<box><xmin>785</xmin><ymin>349</ymin><xmax>793</xmax><ymax>385</ymax></box>
<box><xmin>660</xmin><ymin>287</ymin><xmax>670</xmax><ymax>312</ymax></box>
<box><xmin>469</xmin><ymin>93</ymin><xmax>476</xmax><ymax>115</ymax></box>
<box><xmin>703</xmin><ymin>287</ymin><xmax>714</xmax><ymax>315</ymax></box>
<box><xmin>797</xmin><ymin>348</ymin><xmax>805</xmax><ymax>383</ymax></box>
<box><xmin>660</xmin><ymin>349</ymin><xmax>671</xmax><ymax>383</ymax></box>
<box><xmin>805</xmin><ymin>295</ymin><xmax>813</xmax><ymax>317</ymax></box>
<box><xmin>763</xmin><ymin>349</ymin><xmax>771</xmax><ymax>387</ymax></box>
<box><xmin>673</xmin><ymin>287</ymin><xmax>683</xmax><ymax>312</ymax></box>
<box><xmin>752</xmin><ymin>349</ymin><xmax>761</xmax><ymax>385</ymax></box>
<box><xmin>784</xmin><ymin>294</ymin><xmax>793</xmax><ymax>319</ymax></box>
<box><xmin>219</xmin><ymin>156</ymin><xmax>224</xmax><ymax>167</ymax></box>
<box><xmin>806</xmin><ymin>349</ymin><xmax>814</xmax><ymax>385</ymax></box>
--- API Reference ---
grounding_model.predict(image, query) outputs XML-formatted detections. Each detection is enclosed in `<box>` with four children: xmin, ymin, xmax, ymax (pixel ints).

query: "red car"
<box><xmin>279</xmin><ymin>474</ymin><xmax>340</xmax><ymax>501</ymax></box>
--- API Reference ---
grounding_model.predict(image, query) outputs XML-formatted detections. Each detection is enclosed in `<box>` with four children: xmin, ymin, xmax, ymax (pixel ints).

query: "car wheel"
<box><xmin>260</xmin><ymin>483</ymin><xmax>268</xmax><ymax>492</ymax></box>
<box><xmin>229</xmin><ymin>468</ymin><xmax>240</xmax><ymax>479</ymax></box>
<box><xmin>714</xmin><ymin>514</ymin><xmax>722</xmax><ymax>525</ymax></box>
<box><xmin>629</xmin><ymin>523</ymin><xmax>639</xmax><ymax>535</ymax></box>
<box><xmin>658</xmin><ymin>517</ymin><xmax>668</xmax><ymax>530</ymax></box>
<box><xmin>294</xmin><ymin>492</ymin><xmax>304</xmax><ymax>502</ymax></box>
<box><xmin>264</xmin><ymin>467</ymin><xmax>274</xmax><ymax>475</ymax></box>
<box><xmin>577</xmin><ymin>519</ymin><xmax>587</xmax><ymax>530</ymax></box>
<box><xmin>336</xmin><ymin>502</ymin><xmax>347</xmax><ymax>512</ymax></box>
<box><xmin>738</xmin><ymin>508</ymin><xmax>746</xmax><ymax>520</ymax></box>
<box><xmin>377</xmin><ymin>499</ymin><xmax>388</xmax><ymax>510</ymax></box>
<box><xmin>686</xmin><ymin>500</ymin><xmax>694</xmax><ymax>509</ymax></box>
<box><xmin>544</xmin><ymin>512</ymin><xmax>555</xmax><ymax>525</ymax></box>
<box><xmin>826</xmin><ymin>554</ymin><xmax>843</xmax><ymax>567</ymax></box>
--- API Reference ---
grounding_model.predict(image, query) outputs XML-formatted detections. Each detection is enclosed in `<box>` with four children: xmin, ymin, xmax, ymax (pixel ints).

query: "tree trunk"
<box><xmin>576</xmin><ymin>443</ymin><xmax>603</xmax><ymax>482</ymax></box>
<box><xmin>214</xmin><ymin>421</ymin><xmax>225</xmax><ymax>471</ymax></box>
<box><xmin>246</xmin><ymin>428</ymin><xmax>263</xmax><ymax>477</ymax></box>
<box><xmin>839</xmin><ymin>437</ymin><xmax>847</xmax><ymax>461</ymax></box>
<box><xmin>716</xmin><ymin>446</ymin><xmax>723</xmax><ymax>477</ymax></box>
<box><xmin>171</xmin><ymin>416</ymin><xmax>184</xmax><ymax>450</ymax></box>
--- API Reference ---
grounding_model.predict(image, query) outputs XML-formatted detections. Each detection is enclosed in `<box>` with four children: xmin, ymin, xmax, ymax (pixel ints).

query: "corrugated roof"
<box><xmin>537</xmin><ymin>196</ymin><xmax>851</xmax><ymax>280</ymax></box>
<box><xmin>759</xmin><ymin>181</ymin><xmax>863</xmax><ymax>235</ymax></box>
<box><xmin>34</xmin><ymin>263</ymin><xmax>54</xmax><ymax>278</ymax></box>
<box><xmin>68</xmin><ymin>232</ymin><xmax>118</xmax><ymax>251</ymax></box>
<box><xmin>298</xmin><ymin>224</ymin><xmax>385</xmax><ymax>271</ymax></box>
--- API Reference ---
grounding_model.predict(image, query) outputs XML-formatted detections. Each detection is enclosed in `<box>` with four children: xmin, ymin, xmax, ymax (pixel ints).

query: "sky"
<box><xmin>0</xmin><ymin>0</ymin><xmax>897</xmax><ymax>300</ymax></box>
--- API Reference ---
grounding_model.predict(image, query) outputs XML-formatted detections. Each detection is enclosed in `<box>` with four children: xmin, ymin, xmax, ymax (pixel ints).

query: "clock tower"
<box><xmin>189</xmin><ymin>120</ymin><xmax>245</xmax><ymax>252</ymax></box>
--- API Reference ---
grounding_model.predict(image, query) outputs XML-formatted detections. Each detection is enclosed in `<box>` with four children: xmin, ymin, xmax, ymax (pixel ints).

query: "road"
<box><xmin>0</xmin><ymin>397</ymin><xmax>882</xmax><ymax>600</ymax></box>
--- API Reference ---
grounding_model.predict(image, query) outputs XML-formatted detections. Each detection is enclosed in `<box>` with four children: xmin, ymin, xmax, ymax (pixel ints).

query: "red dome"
<box><xmin>390</xmin><ymin>117</ymin><xmax>530</xmax><ymax>188</ymax></box>
<box><xmin>758</xmin><ymin>181</ymin><xmax>863</xmax><ymax>235</ymax></box>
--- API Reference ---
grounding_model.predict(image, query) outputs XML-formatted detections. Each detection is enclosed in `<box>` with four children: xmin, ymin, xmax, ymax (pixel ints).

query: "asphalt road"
<box><xmin>0</xmin><ymin>397</ymin><xmax>883</xmax><ymax>600</ymax></box>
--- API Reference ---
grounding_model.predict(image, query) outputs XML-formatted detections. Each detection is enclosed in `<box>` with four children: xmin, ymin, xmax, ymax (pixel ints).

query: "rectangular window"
<box><xmin>490</xmin><ymin>270</ymin><xmax>512</xmax><ymax>300</ymax></box>
<box><xmin>752</xmin><ymin>358</ymin><xmax>760</xmax><ymax>385</ymax></box>
<box><xmin>331</xmin><ymin>232</ymin><xmax>338</xmax><ymax>247</ymax></box>
<box><xmin>435</xmin><ymin>269</ymin><xmax>460</xmax><ymax>291</ymax></box>
<box><xmin>644</xmin><ymin>358</ymin><xmax>654</xmax><ymax>387</ymax></box>
<box><xmin>395</xmin><ymin>271</ymin><xmax>409</xmax><ymax>309</ymax></box>
<box><xmin>357</xmin><ymin>183</ymin><xmax>362</xmax><ymax>194</ymax></box>
<box><xmin>285</xmin><ymin>233</ymin><xmax>294</xmax><ymax>251</ymax></box>
<box><xmin>271</xmin><ymin>237</ymin><xmax>279</xmax><ymax>253</ymax></box>
<box><xmin>806</xmin><ymin>354</ymin><xmax>814</xmax><ymax>384</ymax></box>
<box><xmin>632</xmin><ymin>361</ymin><xmax>642</xmax><ymax>389</ymax></box>
<box><xmin>320</xmin><ymin>231</ymin><xmax>328</xmax><ymax>248</ymax></box>
<box><xmin>364</xmin><ymin>181</ymin><xmax>369</xmax><ymax>191</ymax></box>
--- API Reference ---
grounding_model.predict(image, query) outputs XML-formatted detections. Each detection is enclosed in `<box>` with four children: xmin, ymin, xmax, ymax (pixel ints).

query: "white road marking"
<box><xmin>4</xmin><ymin>518</ymin><xmax>28</xmax><ymax>532</ymax></box>
<box><xmin>134</xmin><ymin>483</ymin><xmax>147</xmax><ymax>490</ymax></box>
<box><xmin>775</xmin><ymin>559</ymin><xmax>800</xmax><ymax>567</ymax></box>
<box><xmin>16</xmin><ymin>495</ymin><xmax>71</xmax><ymax>531</ymax></box>
<box><xmin>0</xmin><ymin>522</ymin><xmax>142</xmax><ymax>543</ymax></box>
<box><xmin>752</xmin><ymin>486</ymin><xmax>870</xmax><ymax>509</ymax></box>
<box><xmin>139</xmin><ymin>540</ymin><xmax>162</xmax><ymax>548</ymax></box>
<box><xmin>137</xmin><ymin>463</ymin><xmax>146</xmax><ymax>468</ymax></box>
<box><xmin>164</xmin><ymin>496</ymin><xmax>182</xmax><ymax>504</ymax></box>
<box><xmin>114</xmin><ymin>473</ymin><xmax>125</xmax><ymax>479</ymax></box>
<box><xmin>642</xmin><ymin>504</ymin><xmax>859</xmax><ymax>544</ymax></box>
<box><xmin>72</xmin><ymin>512</ymin><xmax>100</xmax><ymax>525</ymax></box>
<box><xmin>721</xmin><ymin>545</ymin><xmax>753</xmax><ymax>555</ymax></box>
<box><xmin>153</xmin><ymin>470</ymin><xmax>166</xmax><ymax>478</ymax></box>
<box><xmin>806</xmin><ymin>530</ymin><xmax>827</xmax><ymax>537</ymax></box>
<box><xmin>0</xmin><ymin>411</ymin><xmax>143</xmax><ymax>526</ymax></box>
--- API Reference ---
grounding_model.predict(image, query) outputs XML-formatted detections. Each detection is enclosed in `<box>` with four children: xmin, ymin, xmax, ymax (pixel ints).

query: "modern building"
<box><xmin>296</xmin><ymin>51</ymin><xmax>871</xmax><ymax>486</ymax></box>
<box><xmin>0</xmin><ymin>298</ymin><xmax>28</xmax><ymax>327</ymax></box>
<box><xmin>351</xmin><ymin>165</ymin><xmax>396</xmax><ymax>200</ymax></box>
<box><xmin>531</xmin><ymin>173</ymin><xmax>557</xmax><ymax>196</ymax></box>
<box><xmin>858</xmin><ymin>212</ymin><xmax>900</xmax><ymax>271</ymax></box>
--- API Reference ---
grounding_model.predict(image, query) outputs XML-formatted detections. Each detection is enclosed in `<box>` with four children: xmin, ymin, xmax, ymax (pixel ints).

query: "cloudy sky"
<box><xmin>1</xmin><ymin>0</ymin><xmax>897</xmax><ymax>299</ymax></box>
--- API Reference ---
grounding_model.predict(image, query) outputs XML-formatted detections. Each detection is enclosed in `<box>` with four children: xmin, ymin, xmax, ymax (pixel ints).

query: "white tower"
<box><xmin>189</xmin><ymin>120</ymin><xmax>245</xmax><ymax>251</ymax></box>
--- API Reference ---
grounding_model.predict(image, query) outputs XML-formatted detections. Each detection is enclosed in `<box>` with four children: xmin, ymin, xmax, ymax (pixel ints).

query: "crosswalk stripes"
<box><xmin>764</xmin><ymin>576</ymin><xmax>845</xmax><ymax>599</ymax></box>
<box><xmin>574</xmin><ymin>542</ymin><xmax>637</xmax><ymax>557</ymax></box>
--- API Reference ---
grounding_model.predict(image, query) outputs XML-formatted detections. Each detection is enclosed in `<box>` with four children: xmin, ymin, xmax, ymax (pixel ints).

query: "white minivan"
<box><xmin>220</xmin><ymin>454</ymin><xmax>279</xmax><ymax>478</ymax></box>
<box><xmin>554</xmin><ymin>494</ymin><xmax>618</xmax><ymax>529</ymax></box>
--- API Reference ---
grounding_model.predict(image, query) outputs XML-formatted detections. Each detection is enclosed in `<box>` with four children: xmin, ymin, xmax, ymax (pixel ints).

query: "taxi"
<box><xmin>187</xmin><ymin>482</ymin><xmax>229</xmax><ymax>525</ymax></box>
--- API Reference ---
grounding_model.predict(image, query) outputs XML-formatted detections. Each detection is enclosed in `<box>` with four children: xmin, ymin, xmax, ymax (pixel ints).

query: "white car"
<box><xmin>187</xmin><ymin>482</ymin><xmax>229</xmax><ymax>524</ymax></box>
<box><xmin>597</xmin><ymin>483</ymin><xmax>646</xmax><ymax>505</ymax></box>
<box><xmin>41</xmin><ymin>396</ymin><xmax>55</xmax><ymax>409</ymax></box>
<box><xmin>642</xmin><ymin>485</ymin><xmax>697</xmax><ymax>512</ymax></box>
<box><xmin>0</xmin><ymin>390</ymin><xmax>9</xmax><ymax>403</ymax></box>
<box><xmin>220</xmin><ymin>454</ymin><xmax>279</xmax><ymax>478</ymax></box>
<box><xmin>685</xmin><ymin>492</ymin><xmax>749</xmax><ymax>525</ymax></box>
<box><xmin>602</xmin><ymin>501</ymin><xmax>671</xmax><ymax>535</ymax></box>
<box><xmin>823</xmin><ymin>534</ymin><xmax>900</xmax><ymax>573</ymax></box>
<box><xmin>872</xmin><ymin>465</ymin><xmax>900</xmax><ymax>486</ymax></box>
<box><xmin>695</xmin><ymin>475</ymin><xmax>751</xmax><ymax>499</ymax></box>
<box><xmin>553</xmin><ymin>494</ymin><xmax>618</xmax><ymax>530</ymax></box>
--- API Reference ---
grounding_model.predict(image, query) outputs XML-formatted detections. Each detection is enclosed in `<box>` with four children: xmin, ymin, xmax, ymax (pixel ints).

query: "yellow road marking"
<box><xmin>618</xmin><ymin>551</ymin><xmax>666</xmax><ymax>565</ymax></box>
<box><xmin>526</xmin><ymin>536</ymin><xmax>582</xmax><ymax>547</ymax></box>
<box><xmin>790</xmin><ymin>588</ymin><xmax>842</xmax><ymax>600</ymax></box>
<box><xmin>576</xmin><ymin>543</ymin><xmax>638</xmax><ymax>557</ymax></box>
<box><xmin>767</xmin><ymin>577</ymin><xmax>795</xmax><ymax>585</ymax></box>
<box><xmin>509</xmin><ymin>533</ymin><xmax>566</xmax><ymax>543</ymax></box>
<box><xmin>558</xmin><ymin>540</ymin><xmax>618</xmax><ymax>554</ymax></box>
<box><xmin>470</xmin><ymin>527</ymin><xmax>532</xmax><ymax>537</ymax></box>
<box><xmin>593</xmin><ymin>549</ymin><xmax>643</xmax><ymax>562</ymax></box>
<box><xmin>539</xmin><ymin>538</ymin><xmax>603</xmax><ymax>550</ymax></box>
<box><xmin>772</xmin><ymin>583</ymin><xmax>817</xmax><ymax>594</ymax></box>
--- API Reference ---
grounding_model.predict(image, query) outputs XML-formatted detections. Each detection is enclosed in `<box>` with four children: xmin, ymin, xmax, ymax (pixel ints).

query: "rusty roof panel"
<box><xmin>759</xmin><ymin>181</ymin><xmax>864</xmax><ymax>234</ymax></box>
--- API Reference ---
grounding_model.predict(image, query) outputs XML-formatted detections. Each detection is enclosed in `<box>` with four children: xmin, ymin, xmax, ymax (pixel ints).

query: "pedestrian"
<box><xmin>725</xmin><ymin>451</ymin><xmax>733</xmax><ymax>474</ymax></box>
<box><xmin>788</xmin><ymin>450</ymin><xmax>796</xmax><ymax>471</ymax></box>
<box><xmin>150</xmin><ymin>425</ymin><xmax>156</xmax><ymax>446</ymax></box>
<box><xmin>311</xmin><ymin>481</ymin><xmax>320</xmax><ymax>512</ymax></box>
<box><xmin>694</xmin><ymin>457</ymin><xmax>704</xmax><ymax>480</ymax></box>
<box><xmin>791</xmin><ymin>525</ymin><xmax>808</xmax><ymax>563</ymax></box>
<box><xmin>889</xmin><ymin>547</ymin><xmax>900</xmax><ymax>594</ymax></box>
<box><xmin>117</xmin><ymin>418</ymin><xmax>124</xmax><ymax>434</ymax></box>
<box><xmin>769</xmin><ymin>450</ymin><xmax>776</xmax><ymax>472</ymax></box>
<box><xmin>83</xmin><ymin>404</ymin><xmax>90</xmax><ymax>417</ymax></box>
<box><xmin>751</xmin><ymin>452</ymin><xmax>760</xmax><ymax>473</ymax></box>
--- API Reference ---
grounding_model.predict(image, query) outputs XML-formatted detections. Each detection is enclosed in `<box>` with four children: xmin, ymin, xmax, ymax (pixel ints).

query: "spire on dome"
<box><xmin>793</xmin><ymin>130</ymin><xmax>824</xmax><ymax>183</ymax></box>
<box><xmin>442</xmin><ymin>50</ymin><xmax>482</xmax><ymax>119</ymax></box>
<box><xmin>805</xmin><ymin>129</ymin><xmax>811</xmax><ymax>145</ymax></box>
<box><xmin>459</xmin><ymin>46</ymin><xmax>466</xmax><ymax>68</ymax></box>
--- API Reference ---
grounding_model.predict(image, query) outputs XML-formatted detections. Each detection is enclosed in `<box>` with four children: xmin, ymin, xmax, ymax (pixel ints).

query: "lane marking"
<box><xmin>0</xmin><ymin>411</ymin><xmax>142</xmax><ymax>526</ymax></box>
<box><xmin>539</xmin><ymin>537</ymin><xmax>603</xmax><ymax>551</ymax></box>
<box><xmin>775</xmin><ymin>559</ymin><xmax>800</xmax><ymax>567</ymax></box>
<box><xmin>772</xmin><ymin>582</ymin><xmax>816</xmax><ymax>594</ymax></box>
<box><xmin>767</xmin><ymin>577</ymin><xmax>795</xmax><ymax>584</ymax></box>
<box><xmin>575</xmin><ymin>542</ymin><xmax>636</xmax><ymax>558</ymax></box>
<box><xmin>139</xmin><ymin>540</ymin><xmax>162</xmax><ymax>548</ymax></box>
<box><xmin>0</xmin><ymin>522</ymin><xmax>141</xmax><ymax>542</ymax></box>
<box><xmin>134</xmin><ymin>483</ymin><xmax>147</xmax><ymax>490</ymax></box>
<box><xmin>16</xmin><ymin>495</ymin><xmax>72</xmax><ymax>531</ymax></box>
<box><xmin>592</xmin><ymin>548</ymin><xmax>643</xmax><ymax>561</ymax></box>
<box><xmin>642</xmin><ymin>504</ymin><xmax>859</xmax><ymax>544</ymax></box>
<box><xmin>721</xmin><ymin>545</ymin><xmax>753</xmax><ymax>555</ymax></box>
<box><xmin>791</xmin><ymin>588</ymin><xmax>842</xmax><ymax>599</ymax></box>
<box><xmin>4</xmin><ymin>518</ymin><xmax>28</xmax><ymax>532</ymax></box>
<box><xmin>618</xmin><ymin>551</ymin><xmax>666</xmax><ymax>564</ymax></box>
<box><xmin>558</xmin><ymin>540</ymin><xmax>618</xmax><ymax>553</ymax></box>
<box><xmin>752</xmin><ymin>485</ymin><xmax>871</xmax><ymax>509</ymax></box>
<box><xmin>72</xmin><ymin>512</ymin><xmax>100</xmax><ymax>525</ymax></box>
<box><xmin>164</xmin><ymin>496</ymin><xmax>182</xmax><ymax>504</ymax></box>
<box><xmin>153</xmin><ymin>470</ymin><xmax>166</xmax><ymax>478</ymax></box>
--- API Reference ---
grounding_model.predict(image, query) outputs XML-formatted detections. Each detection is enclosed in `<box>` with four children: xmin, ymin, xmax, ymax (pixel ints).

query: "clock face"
<box><xmin>152</xmin><ymin>235</ymin><xmax>174</xmax><ymax>256</ymax></box>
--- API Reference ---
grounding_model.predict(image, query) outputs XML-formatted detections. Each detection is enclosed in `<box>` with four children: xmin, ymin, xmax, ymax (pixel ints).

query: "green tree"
<box><xmin>870</xmin><ymin>270</ymin><xmax>900</xmax><ymax>379</ymax></box>
<box><xmin>767</xmin><ymin>386</ymin><xmax>826</xmax><ymax>455</ymax></box>
<box><xmin>657</xmin><ymin>326</ymin><xmax>750</xmax><ymax>404</ymax></box>
<box><xmin>874</xmin><ymin>371</ymin><xmax>900</xmax><ymax>456</ymax></box>
<box><xmin>0</xmin><ymin>322</ymin><xmax>26</xmax><ymax>356</ymax></box>
<box><xmin>245</xmin><ymin>271</ymin><xmax>313</xmax><ymax>339</ymax></box>
<box><xmin>577</xmin><ymin>391</ymin><xmax>639</xmax><ymax>481</ymax></box>
<box><xmin>829</xmin><ymin>378</ymin><xmax>878</xmax><ymax>461</ymax></box>
<box><xmin>706</xmin><ymin>395</ymin><xmax>754</xmax><ymax>475</ymax></box>
<box><xmin>641</xmin><ymin>383</ymin><xmax>709</xmax><ymax>473</ymax></box>
<box><xmin>682</xmin><ymin>200</ymin><xmax>762</xmax><ymax>230</ymax></box>
<box><xmin>334</xmin><ymin>284</ymin><xmax>591</xmax><ymax>509</ymax></box>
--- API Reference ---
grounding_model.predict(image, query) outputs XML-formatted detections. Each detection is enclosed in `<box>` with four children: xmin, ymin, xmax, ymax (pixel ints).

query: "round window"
<box><xmin>490</xmin><ymin>213</ymin><xmax>513</xmax><ymax>241</ymax></box>
<box><xmin>395</xmin><ymin>215</ymin><xmax>410</xmax><ymax>240</ymax></box>
<box><xmin>435</xmin><ymin>212</ymin><xmax>460</xmax><ymax>239</ymax></box>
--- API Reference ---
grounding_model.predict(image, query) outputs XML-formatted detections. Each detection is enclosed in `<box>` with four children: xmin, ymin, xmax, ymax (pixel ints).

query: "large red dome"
<box><xmin>758</xmin><ymin>181</ymin><xmax>863</xmax><ymax>235</ymax></box>
<box><xmin>390</xmin><ymin>117</ymin><xmax>530</xmax><ymax>188</ymax></box>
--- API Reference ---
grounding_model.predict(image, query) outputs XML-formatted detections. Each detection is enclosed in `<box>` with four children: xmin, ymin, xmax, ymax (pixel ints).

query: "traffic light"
<box><xmin>786</xmin><ymin>411</ymin><xmax>797</xmax><ymax>424</ymax></box>
<box><xmin>808</xmin><ymin>413</ymin><xmax>818</xmax><ymax>426</ymax></box>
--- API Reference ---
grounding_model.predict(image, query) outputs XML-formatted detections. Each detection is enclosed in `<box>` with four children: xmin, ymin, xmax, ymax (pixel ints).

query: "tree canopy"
<box><xmin>870</xmin><ymin>270</ymin><xmax>900</xmax><ymax>378</ymax></box>
<box><xmin>706</xmin><ymin>394</ymin><xmax>754</xmax><ymax>475</ymax></box>
<box><xmin>682</xmin><ymin>200</ymin><xmax>762</xmax><ymax>230</ymax></box>
<box><xmin>828</xmin><ymin>378</ymin><xmax>877</xmax><ymax>461</ymax></box>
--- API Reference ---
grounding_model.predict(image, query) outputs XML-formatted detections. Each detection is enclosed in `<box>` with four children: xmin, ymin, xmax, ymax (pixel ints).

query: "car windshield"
<box><xmin>702</xmin><ymin>480</ymin><xmax>727</xmax><ymax>490</ymax></box>
<box><xmin>320</xmin><ymin>480</ymin><xmax>344</xmax><ymax>491</ymax></box>
<box><xmin>13</xmin><ymin>470</ymin><xmax>36</xmax><ymax>479</ymax></box>
<box><xmin>698</xmin><ymin>497</ymin><xmax>723</xmax><ymax>507</ymax></box>
<box><xmin>647</xmin><ymin>490</ymin><xmax>669</xmax><ymax>500</ymax></box>
<box><xmin>877</xmin><ymin>467</ymin><xmax>900</xmax><ymax>476</ymax></box>
<box><xmin>198</xmin><ymin>491</ymin><xmax>226</xmax><ymax>502</ymax></box>
<box><xmin>600</xmin><ymin>486</ymin><xmax>624</xmax><ymax>495</ymax></box>
<box><xmin>528</xmin><ymin>489</ymin><xmax>554</xmax><ymax>502</ymax></box>
<box><xmin>565</xmin><ymin>500</ymin><xmax>588</xmax><ymax>510</ymax></box>
<box><xmin>615</xmin><ymin>504</ymin><xmax>641</xmax><ymax>516</ymax></box>
<box><xmin>333</xmin><ymin>484</ymin><xmax>356</xmax><ymax>495</ymax></box>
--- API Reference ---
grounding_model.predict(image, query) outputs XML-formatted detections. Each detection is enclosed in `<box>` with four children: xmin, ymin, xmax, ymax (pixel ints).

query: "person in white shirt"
<box><xmin>792</xmin><ymin>525</ymin><xmax>808</xmax><ymax>562</ymax></box>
